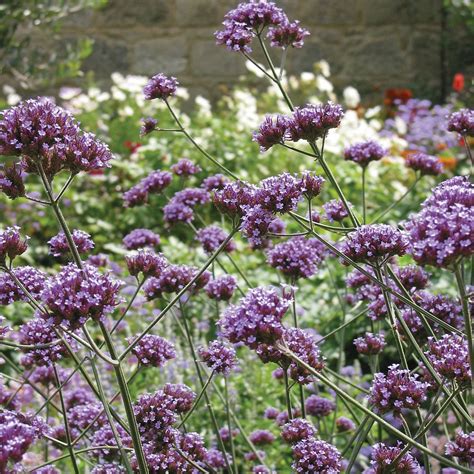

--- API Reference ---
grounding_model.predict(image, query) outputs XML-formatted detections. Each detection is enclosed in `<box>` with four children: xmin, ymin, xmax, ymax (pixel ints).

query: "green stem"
<box><xmin>225</xmin><ymin>376</ymin><xmax>237</xmax><ymax>471</ymax></box>
<box><xmin>362</xmin><ymin>166</ymin><xmax>367</xmax><ymax>224</ymax></box>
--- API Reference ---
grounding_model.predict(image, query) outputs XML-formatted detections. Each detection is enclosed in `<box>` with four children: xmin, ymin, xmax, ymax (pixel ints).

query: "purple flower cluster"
<box><xmin>219</xmin><ymin>286</ymin><xmax>291</xmax><ymax>348</ymax></box>
<box><xmin>67</xmin><ymin>402</ymin><xmax>107</xmax><ymax>436</ymax></box>
<box><xmin>213</xmin><ymin>180</ymin><xmax>256</xmax><ymax>218</ymax></box>
<box><xmin>125</xmin><ymin>249</ymin><xmax>167</xmax><ymax>278</ymax></box>
<box><xmin>335</xmin><ymin>417</ymin><xmax>356</xmax><ymax>433</ymax></box>
<box><xmin>291</xmin><ymin>438</ymin><xmax>342</xmax><ymax>473</ymax></box>
<box><xmin>123</xmin><ymin>228</ymin><xmax>161</xmax><ymax>250</ymax></box>
<box><xmin>130</xmin><ymin>334</ymin><xmax>176</xmax><ymax>368</ymax></box>
<box><xmin>323</xmin><ymin>199</ymin><xmax>351</xmax><ymax>222</ymax></box>
<box><xmin>48</xmin><ymin>229</ymin><xmax>94</xmax><ymax>257</ymax></box>
<box><xmin>215</xmin><ymin>19</ymin><xmax>254</xmax><ymax>53</ymax></box>
<box><xmin>196</xmin><ymin>225</ymin><xmax>236</xmax><ymax>255</ymax></box>
<box><xmin>300</xmin><ymin>172</ymin><xmax>325</xmax><ymax>199</ymax></box>
<box><xmin>240</xmin><ymin>204</ymin><xmax>275</xmax><ymax>249</ymax></box>
<box><xmin>143</xmin><ymin>73</ymin><xmax>178</xmax><ymax>101</ymax></box>
<box><xmin>405</xmin><ymin>151</ymin><xmax>443</xmax><ymax>176</ymax></box>
<box><xmin>201</xmin><ymin>173</ymin><xmax>229</xmax><ymax>192</ymax></box>
<box><xmin>445</xmin><ymin>431</ymin><xmax>474</xmax><ymax>465</ymax></box>
<box><xmin>140</xmin><ymin>117</ymin><xmax>157</xmax><ymax>136</ymax></box>
<box><xmin>254</xmin><ymin>103</ymin><xmax>344</xmax><ymax>151</ymax></box>
<box><xmin>366</xmin><ymin>442</ymin><xmax>422</xmax><ymax>474</ymax></box>
<box><xmin>41</xmin><ymin>263</ymin><xmax>121</xmax><ymax>329</ymax></box>
<box><xmin>249</xmin><ymin>429</ymin><xmax>276</xmax><ymax>446</ymax></box>
<box><xmin>257</xmin><ymin>173</ymin><xmax>303</xmax><ymax>214</ymax></box>
<box><xmin>170</xmin><ymin>158</ymin><xmax>201</xmax><ymax>177</ymax></box>
<box><xmin>447</xmin><ymin>108</ymin><xmax>474</xmax><ymax>136</ymax></box>
<box><xmin>369</xmin><ymin>364</ymin><xmax>428</xmax><ymax>414</ymax></box>
<box><xmin>0</xmin><ymin>98</ymin><xmax>112</xmax><ymax>180</ymax></box>
<box><xmin>18</xmin><ymin>318</ymin><xmax>69</xmax><ymax>367</ymax></box>
<box><xmin>144</xmin><ymin>264</ymin><xmax>210</xmax><ymax>300</ymax></box>
<box><xmin>426</xmin><ymin>334</ymin><xmax>471</xmax><ymax>384</ymax></box>
<box><xmin>0</xmin><ymin>266</ymin><xmax>46</xmax><ymax>305</ymax></box>
<box><xmin>344</xmin><ymin>140</ymin><xmax>386</xmax><ymax>168</ymax></box>
<box><xmin>305</xmin><ymin>395</ymin><xmax>335</xmax><ymax>417</ymax></box>
<box><xmin>406</xmin><ymin>176</ymin><xmax>474</xmax><ymax>268</ymax></box>
<box><xmin>0</xmin><ymin>226</ymin><xmax>28</xmax><ymax>265</ymax></box>
<box><xmin>133</xmin><ymin>383</ymin><xmax>195</xmax><ymax>441</ymax></box>
<box><xmin>205</xmin><ymin>275</ymin><xmax>237</xmax><ymax>301</ymax></box>
<box><xmin>341</xmin><ymin>224</ymin><xmax>408</xmax><ymax>263</ymax></box>
<box><xmin>91</xmin><ymin>424</ymin><xmax>132</xmax><ymax>461</ymax></box>
<box><xmin>267</xmin><ymin>236</ymin><xmax>326</xmax><ymax>280</ymax></box>
<box><xmin>354</xmin><ymin>333</ymin><xmax>386</xmax><ymax>356</ymax></box>
<box><xmin>198</xmin><ymin>340</ymin><xmax>237</xmax><ymax>375</ymax></box>
<box><xmin>268</xmin><ymin>20</ymin><xmax>310</xmax><ymax>49</ymax></box>
<box><xmin>281</xmin><ymin>418</ymin><xmax>317</xmax><ymax>444</ymax></box>
<box><xmin>0</xmin><ymin>165</ymin><xmax>25</xmax><ymax>199</ymax></box>
<box><xmin>123</xmin><ymin>169</ymin><xmax>172</xmax><ymax>207</ymax></box>
<box><xmin>163</xmin><ymin>187</ymin><xmax>210</xmax><ymax>225</ymax></box>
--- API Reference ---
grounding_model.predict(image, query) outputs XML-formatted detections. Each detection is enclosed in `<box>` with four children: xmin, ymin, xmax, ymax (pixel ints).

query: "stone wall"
<box><xmin>61</xmin><ymin>0</ymin><xmax>444</xmax><ymax>101</ymax></box>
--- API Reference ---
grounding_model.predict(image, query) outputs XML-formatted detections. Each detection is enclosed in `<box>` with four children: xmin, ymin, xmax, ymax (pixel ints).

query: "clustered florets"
<box><xmin>281</xmin><ymin>418</ymin><xmax>317</xmax><ymax>444</ymax></box>
<box><xmin>0</xmin><ymin>266</ymin><xmax>46</xmax><ymax>305</ymax></box>
<box><xmin>143</xmin><ymin>73</ymin><xmax>178</xmax><ymax>100</ymax></box>
<box><xmin>198</xmin><ymin>340</ymin><xmax>237</xmax><ymax>375</ymax></box>
<box><xmin>196</xmin><ymin>225</ymin><xmax>236</xmax><ymax>255</ymax></box>
<box><xmin>170</xmin><ymin>158</ymin><xmax>201</xmax><ymax>177</ymax></box>
<box><xmin>205</xmin><ymin>275</ymin><xmax>237</xmax><ymax>301</ymax></box>
<box><xmin>366</xmin><ymin>442</ymin><xmax>422</xmax><ymax>474</ymax></box>
<box><xmin>125</xmin><ymin>249</ymin><xmax>168</xmax><ymax>278</ymax></box>
<box><xmin>354</xmin><ymin>333</ymin><xmax>386</xmax><ymax>356</ymax></box>
<box><xmin>291</xmin><ymin>437</ymin><xmax>342</xmax><ymax>473</ymax></box>
<box><xmin>249</xmin><ymin>429</ymin><xmax>276</xmax><ymax>446</ymax></box>
<box><xmin>447</xmin><ymin>108</ymin><xmax>474</xmax><ymax>136</ymax></box>
<box><xmin>48</xmin><ymin>229</ymin><xmax>94</xmax><ymax>257</ymax></box>
<box><xmin>369</xmin><ymin>364</ymin><xmax>428</xmax><ymax>414</ymax></box>
<box><xmin>0</xmin><ymin>226</ymin><xmax>28</xmax><ymax>265</ymax></box>
<box><xmin>344</xmin><ymin>140</ymin><xmax>386</xmax><ymax>168</ymax></box>
<box><xmin>123</xmin><ymin>228</ymin><xmax>161</xmax><ymax>250</ymax></box>
<box><xmin>323</xmin><ymin>199</ymin><xmax>351</xmax><ymax>223</ymax></box>
<box><xmin>406</xmin><ymin>176</ymin><xmax>474</xmax><ymax>268</ymax></box>
<box><xmin>123</xmin><ymin>169</ymin><xmax>172</xmax><ymax>208</ymax></box>
<box><xmin>305</xmin><ymin>395</ymin><xmax>335</xmax><ymax>417</ymax></box>
<box><xmin>405</xmin><ymin>151</ymin><xmax>443</xmax><ymax>176</ymax></box>
<box><xmin>445</xmin><ymin>431</ymin><xmax>474</xmax><ymax>465</ymax></box>
<box><xmin>130</xmin><ymin>334</ymin><xmax>176</xmax><ymax>368</ymax></box>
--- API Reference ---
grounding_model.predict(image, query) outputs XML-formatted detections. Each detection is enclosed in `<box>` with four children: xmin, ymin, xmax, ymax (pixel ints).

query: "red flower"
<box><xmin>384</xmin><ymin>88</ymin><xmax>413</xmax><ymax>106</ymax></box>
<box><xmin>452</xmin><ymin>73</ymin><xmax>464</xmax><ymax>93</ymax></box>
<box><xmin>124</xmin><ymin>141</ymin><xmax>142</xmax><ymax>153</ymax></box>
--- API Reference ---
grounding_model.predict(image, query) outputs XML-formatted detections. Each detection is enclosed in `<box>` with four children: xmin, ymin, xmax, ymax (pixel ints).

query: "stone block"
<box><xmin>175</xmin><ymin>0</ymin><xmax>221</xmax><ymax>26</ymax></box>
<box><xmin>190</xmin><ymin>40</ymin><xmax>246</xmax><ymax>76</ymax></box>
<box><xmin>82</xmin><ymin>37</ymin><xmax>130</xmax><ymax>78</ymax></box>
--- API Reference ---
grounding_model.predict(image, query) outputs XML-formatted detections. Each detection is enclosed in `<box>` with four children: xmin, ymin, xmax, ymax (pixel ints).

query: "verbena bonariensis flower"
<box><xmin>244</xmin><ymin>450</ymin><xmax>266</xmax><ymax>462</ymax></box>
<box><xmin>426</xmin><ymin>334</ymin><xmax>471</xmax><ymax>384</ymax></box>
<box><xmin>240</xmin><ymin>204</ymin><xmax>275</xmax><ymax>249</ymax></box>
<box><xmin>163</xmin><ymin>201</ymin><xmax>194</xmax><ymax>225</ymax></box>
<box><xmin>393</xmin><ymin>265</ymin><xmax>429</xmax><ymax>292</ymax></box>
<box><xmin>335</xmin><ymin>417</ymin><xmax>356</xmax><ymax>433</ymax></box>
<box><xmin>305</xmin><ymin>395</ymin><xmax>335</xmax><ymax>417</ymax></box>
<box><xmin>91</xmin><ymin>462</ymin><xmax>127</xmax><ymax>474</ymax></box>
<box><xmin>205</xmin><ymin>275</ymin><xmax>237</xmax><ymax>301</ymax></box>
<box><xmin>173</xmin><ymin>187</ymin><xmax>210</xmax><ymax>207</ymax></box>
<box><xmin>0</xmin><ymin>266</ymin><xmax>46</xmax><ymax>305</ymax></box>
<box><xmin>405</xmin><ymin>151</ymin><xmax>443</xmax><ymax>176</ymax></box>
<box><xmin>299</xmin><ymin>172</ymin><xmax>325</xmax><ymax>199</ymax></box>
<box><xmin>268</xmin><ymin>217</ymin><xmax>286</xmax><ymax>234</ymax></box>
<box><xmin>253</xmin><ymin>115</ymin><xmax>290</xmax><ymax>152</ymax></box>
<box><xmin>0</xmin><ymin>409</ymin><xmax>47</xmax><ymax>471</ymax></box>
<box><xmin>122</xmin><ymin>183</ymin><xmax>148</xmax><ymax>208</ymax></box>
<box><xmin>196</xmin><ymin>225</ymin><xmax>236</xmax><ymax>255</ymax></box>
<box><xmin>0</xmin><ymin>165</ymin><xmax>25</xmax><ymax>199</ymax></box>
<box><xmin>205</xmin><ymin>448</ymin><xmax>227</xmax><ymax>469</ymax></box>
<box><xmin>288</xmin><ymin>102</ymin><xmax>344</xmax><ymax>143</ymax></box>
<box><xmin>41</xmin><ymin>263</ymin><xmax>121</xmax><ymax>330</ymax></box>
<box><xmin>219</xmin><ymin>286</ymin><xmax>291</xmax><ymax>348</ymax></box>
<box><xmin>445</xmin><ymin>431</ymin><xmax>474</xmax><ymax>465</ymax></box>
<box><xmin>344</xmin><ymin>140</ymin><xmax>386</xmax><ymax>168</ymax></box>
<box><xmin>369</xmin><ymin>364</ymin><xmax>428</xmax><ymax>414</ymax></box>
<box><xmin>267</xmin><ymin>236</ymin><xmax>326</xmax><ymax>280</ymax></box>
<box><xmin>48</xmin><ymin>229</ymin><xmax>94</xmax><ymax>257</ymax></box>
<box><xmin>215</xmin><ymin>20</ymin><xmax>254</xmax><ymax>53</ymax></box>
<box><xmin>140</xmin><ymin>117</ymin><xmax>158</xmax><ymax>136</ymax></box>
<box><xmin>219</xmin><ymin>426</ymin><xmax>239</xmax><ymax>442</ymax></box>
<box><xmin>323</xmin><ymin>199</ymin><xmax>351</xmax><ymax>222</ymax></box>
<box><xmin>276</xmin><ymin>408</ymin><xmax>301</xmax><ymax>426</ymax></box>
<box><xmin>18</xmin><ymin>318</ymin><xmax>69</xmax><ymax>367</ymax></box>
<box><xmin>198</xmin><ymin>340</ymin><xmax>237</xmax><ymax>375</ymax></box>
<box><xmin>125</xmin><ymin>249</ymin><xmax>168</xmax><ymax>278</ymax></box>
<box><xmin>64</xmin><ymin>387</ymin><xmax>95</xmax><ymax>409</ymax></box>
<box><xmin>267</xmin><ymin>20</ymin><xmax>310</xmax><ymax>49</ymax></box>
<box><xmin>201</xmin><ymin>173</ymin><xmax>229</xmax><ymax>192</ymax></box>
<box><xmin>281</xmin><ymin>418</ymin><xmax>317</xmax><ymax>444</ymax></box>
<box><xmin>340</xmin><ymin>224</ymin><xmax>408</xmax><ymax>263</ymax></box>
<box><xmin>0</xmin><ymin>226</ymin><xmax>28</xmax><ymax>265</ymax></box>
<box><xmin>213</xmin><ymin>180</ymin><xmax>256</xmax><ymax>218</ymax></box>
<box><xmin>130</xmin><ymin>334</ymin><xmax>176</xmax><ymax>368</ymax></box>
<box><xmin>264</xmin><ymin>406</ymin><xmax>279</xmax><ymax>420</ymax></box>
<box><xmin>256</xmin><ymin>173</ymin><xmax>303</xmax><ymax>214</ymax></box>
<box><xmin>291</xmin><ymin>437</ymin><xmax>342</xmax><ymax>473</ymax></box>
<box><xmin>354</xmin><ymin>333</ymin><xmax>386</xmax><ymax>356</ymax></box>
<box><xmin>144</xmin><ymin>264</ymin><xmax>210</xmax><ymax>300</ymax></box>
<box><xmin>141</xmin><ymin>169</ymin><xmax>172</xmax><ymax>194</ymax></box>
<box><xmin>91</xmin><ymin>424</ymin><xmax>132</xmax><ymax>461</ymax></box>
<box><xmin>123</xmin><ymin>228</ymin><xmax>160</xmax><ymax>250</ymax></box>
<box><xmin>366</xmin><ymin>442</ymin><xmax>422</xmax><ymax>474</ymax></box>
<box><xmin>143</xmin><ymin>73</ymin><xmax>178</xmax><ymax>100</ymax></box>
<box><xmin>284</xmin><ymin>327</ymin><xmax>325</xmax><ymax>384</ymax></box>
<box><xmin>67</xmin><ymin>403</ymin><xmax>107</xmax><ymax>436</ymax></box>
<box><xmin>170</xmin><ymin>158</ymin><xmax>201</xmax><ymax>177</ymax></box>
<box><xmin>405</xmin><ymin>176</ymin><xmax>474</xmax><ymax>267</ymax></box>
<box><xmin>447</xmin><ymin>108</ymin><xmax>474</xmax><ymax>136</ymax></box>
<box><xmin>249</xmin><ymin>429</ymin><xmax>276</xmax><ymax>446</ymax></box>
<box><xmin>223</xmin><ymin>0</ymin><xmax>287</xmax><ymax>31</ymax></box>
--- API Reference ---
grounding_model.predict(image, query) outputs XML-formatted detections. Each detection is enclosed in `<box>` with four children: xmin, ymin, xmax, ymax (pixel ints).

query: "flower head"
<box><xmin>335</xmin><ymin>417</ymin><xmax>355</xmax><ymax>433</ymax></box>
<box><xmin>123</xmin><ymin>228</ymin><xmax>160</xmax><ymax>250</ymax></box>
<box><xmin>0</xmin><ymin>266</ymin><xmax>46</xmax><ymax>305</ymax></box>
<box><xmin>205</xmin><ymin>275</ymin><xmax>237</xmax><ymax>301</ymax></box>
<box><xmin>198</xmin><ymin>340</ymin><xmax>237</xmax><ymax>375</ymax></box>
<box><xmin>253</xmin><ymin>115</ymin><xmax>290</xmax><ymax>152</ymax></box>
<box><xmin>201</xmin><ymin>174</ymin><xmax>229</xmax><ymax>192</ymax></box>
<box><xmin>445</xmin><ymin>431</ymin><xmax>474</xmax><ymax>465</ymax></box>
<box><xmin>305</xmin><ymin>395</ymin><xmax>335</xmax><ymax>417</ymax></box>
<box><xmin>256</xmin><ymin>172</ymin><xmax>303</xmax><ymax>213</ymax></box>
<box><xmin>215</xmin><ymin>20</ymin><xmax>254</xmax><ymax>53</ymax></box>
<box><xmin>447</xmin><ymin>108</ymin><xmax>474</xmax><ymax>136</ymax></box>
<box><xmin>213</xmin><ymin>180</ymin><xmax>256</xmax><ymax>218</ymax></box>
<box><xmin>141</xmin><ymin>170</ymin><xmax>172</xmax><ymax>194</ymax></box>
<box><xmin>125</xmin><ymin>249</ymin><xmax>167</xmax><ymax>278</ymax></box>
<box><xmin>140</xmin><ymin>117</ymin><xmax>158</xmax><ymax>136</ymax></box>
<box><xmin>170</xmin><ymin>158</ymin><xmax>201</xmax><ymax>177</ymax></box>
<box><xmin>299</xmin><ymin>172</ymin><xmax>325</xmax><ymax>199</ymax></box>
<box><xmin>344</xmin><ymin>140</ymin><xmax>386</xmax><ymax>167</ymax></box>
<box><xmin>267</xmin><ymin>20</ymin><xmax>310</xmax><ymax>49</ymax></box>
<box><xmin>224</xmin><ymin>1</ymin><xmax>287</xmax><ymax>30</ymax></box>
<box><xmin>196</xmin><ymin>225</ymin><xmax>236</xmax><ymax>255</ymax></box>
<box><xmin>354</xmin><ymin>333</ymin><xmax>386</xmax><ymax>356</ymax></box>
<box><xmin>0</xmin><ymin>226</ymin><xmax>28</xmax><ymax>264</ymax></box>
<box><xmin>240</xmin><ymin>204</ymin><xmax>275</xmax><ymax>249</ymax></box>
<box><xmin>323</xmin><ymin>199</ymin><xmax>351</xmax><ymax>222</ymax></box>
<box><xmin>143</xmin><ymin>73</ymin><xmax>178</xmax><ymax>100</ymax></box>
<box><xmin>281</xmin><ymin>418</ymin><xmax>317</xmax><ymax>444</ymax></box>
<box><xmin>48</xmin><ymin>229</ymin><xmax>94</xmax><ymax>258</ymax></box>
<box><xmin>292</xmin><ymin>437</ymin><xmax>342</xmax><ymax>473</ymax></box>
<box><xmin>122</xmin><ymin>184</ymin><xmax>148</xmax><ymax>208</ymax></box>
<box><xmin>131</xmin><ymin>334</ymin><xmax>176</xmax><ymax>368</ymax></box>
<box><xmin>0</xmin><ymin>165</ymin><xmax>25</xmax><ymax>199</ymax></box>
<box><xmin>367</xmin><ymin>442</ymin><xmax>422</xmax><ymax>473</ymax></box>
<box><xmin>405</xmin><ymin>152</ymin><xmax>443</xmax><ymax>176</ymax></box>
<box><xmin>249</xmin><ymin>429</ymin><xmax>276</xmax><ymax>446</ymax></box>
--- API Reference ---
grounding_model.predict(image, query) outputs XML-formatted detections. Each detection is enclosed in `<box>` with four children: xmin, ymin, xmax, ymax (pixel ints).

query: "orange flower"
<box><xmin>438</xmin><ymin>155</ymin><xmax>457</xmax><ymax>170</ymax></box>
<box><xmin>452</xmin><ymin>73</ymin><xmax>464</xmax><ymax>93</ymax></box>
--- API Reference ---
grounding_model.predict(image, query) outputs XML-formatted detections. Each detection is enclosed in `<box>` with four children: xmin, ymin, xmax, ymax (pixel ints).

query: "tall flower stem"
<box><xmin>454</xmin><ymin>264</ymin><xmax>474</xmax><ymax>393</ymax></box>
<box><xmin>362</xmin><ymin>166</ymin><xmax>367</xmax><ymax>224</ymax></box>
<box><xmin>283</xmin><ymin>368</ymin><xmax>293</xmax><ymax>420</ymax></box>
<box><xmin>36</xmin><ymin>162</ymin><xmax>149</xmax><ymax>474</ymax></box>
<box><xmin>224</xmin><ymin>376</ymin><xmax>237</xmax><ymax>471</ymax></box>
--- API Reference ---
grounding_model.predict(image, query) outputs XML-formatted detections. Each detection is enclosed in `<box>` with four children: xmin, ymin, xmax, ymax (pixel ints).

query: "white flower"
<box><xmin>343</xmin><ymin>87</ymin><xmax>360</xmax><ymax>109</ymax></box>
<box><xmin>316</xmin><ymin>60</ymin><xmax>331</xmax><ymax>78</ymax></box>
<box><xmin>300</xmin><ymin>72</ymin><xmax>315</xmax><ymax>82</ymax></box>
<box><xmin>315</xmin><ymin>75</ymin><xmax>333</xmax><ymax>93</ymax></box>
<box><xmin>394</xmin><ymin>116</ymin><xmax>408</xmax><ymax>135</ymax></box>
<box><xmin>195</xmin><ymin>96</ymin><xmax>212</xmax><ymax>118</ymax></box>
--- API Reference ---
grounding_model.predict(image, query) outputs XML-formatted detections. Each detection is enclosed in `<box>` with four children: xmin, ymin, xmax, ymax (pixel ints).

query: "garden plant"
<box><xmin>0</xmin><ymin>1</ymin><xmax>473</xmax><ymax>473</ymax></box>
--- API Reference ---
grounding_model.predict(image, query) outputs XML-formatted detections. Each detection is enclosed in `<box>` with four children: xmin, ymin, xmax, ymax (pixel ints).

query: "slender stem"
<box><xmin>316</xmin><ymin>306</ymin><xmax>367</xmax><ymax>345</ymax></box>
<box><xmin>241</xmin><ymin>52</ymin><xmax>276</xmax><ymax>82</ymax></box>
<box><xmin>55</xmin><ymin>173</ymin><xmax>75</xmax><ymax>203</ymax></box>
<box><xmin>362</xmin><ymin>166</ymin><xmax>367</xmax><ymax>224</ymax></box>
<box><xmin>455</xmin><ymin>264</ymin><xmax>474</xmax><ymax>392</ymax></box>
<box><xmin>110</xmin><ymin>278</ymin><xmax>146</xmax><ymax>335</ymax></box>
<box><xmin>53</xmin><ymin>365</ymin><xmax>80</xmax><ymax>474</ymax></box>
<box><xmin>461</xmin><ymin>134</ymin><xmax>473</xmax><ymax>167</ymax></box>
<box><xmin>225</xmin><ymin>376</ymin><xmax>237</xmax><ymax>471</ymax></box>
<box><xmin>283</xmin><ymin>368</ymin><xmax>293</xmax><ymax>420</ymax></box>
